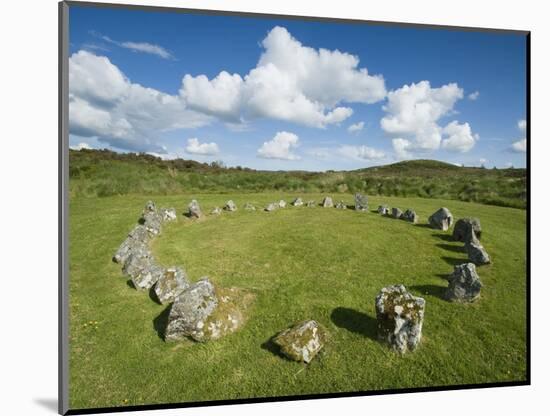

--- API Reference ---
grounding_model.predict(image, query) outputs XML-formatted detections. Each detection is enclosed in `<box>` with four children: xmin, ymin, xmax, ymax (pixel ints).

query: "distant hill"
<box><xmin>68</xmin><ymin>149</ymin><xmax>526</xmax><ymax>208</ymax></box>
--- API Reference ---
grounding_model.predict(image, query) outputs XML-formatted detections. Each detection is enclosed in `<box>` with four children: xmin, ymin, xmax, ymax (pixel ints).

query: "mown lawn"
<box><xmin>68</xmin><ymin>193</ymin><xmax>527</xmax><ymax>410</ymax></box>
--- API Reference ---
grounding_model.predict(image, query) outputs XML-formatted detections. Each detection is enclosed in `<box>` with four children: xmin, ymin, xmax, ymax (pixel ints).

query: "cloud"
<box><xmin>93</xmin><ymin>32</ymin><xmax>174</xmax><ymax>60</ymax></box>
<box><xmin>441</xmin><ymin>121</ymin><xmax>478</xmax><ymax>152</ymax></box>
<box><xmin>185</xmin><ymin>138</ymin><xmax>220</xmax><ymax>155</ymax></box>
<box><xmin>468</xmin><ymin>91</ymin><xmax>480</xmax><ymax>100</ymax></box>
<box><xmin>180</xmin><ymin>26</ymin><xmax>385</xmax><ymax>128</ymax></box>
<box><xmin>511</xmin><ymin>138</ymin><xmax>527</xmax><ymax>153</ymax></box>
<box><xmin>347</xmin><ymin>121</ymin><xmax>365</xmax><ymax>133</ymax></box>
<box><xmin>257</xmin><ymin>131</ymin><xmax>300</xmax><ymax>160</ymax></box>
<box><xmin>337</xmin><ymin>145</ymin><xmax>385</xmax><ymax>160</ymax></box>
<box><xmin>69</xmin><ymin>50</ymin><xmax>211</xmax><ymax>153</ymax></box>
<box><xmin>479</xmin><ymin>158</ymin><xmax>488</xmax><ymax>165</ymax></box>
<box><xmin>392</xmin><ymin>138</ymin><xmax>413</xmax><ymax>159</ymax></box>
<box><xmin>518</xmin><ymin>119</ymin><xmax>527</xmax><ymax>132</ymax></box>
<box><xmin>70</xmin><ymin>142</ymin><xmax>92</xmax><ymax>150</ymax></box>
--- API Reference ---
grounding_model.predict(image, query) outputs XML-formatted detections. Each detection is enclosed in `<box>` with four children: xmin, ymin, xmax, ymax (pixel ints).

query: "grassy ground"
<box><xmin>68</xmin><ymin>193</ymin><xmax>527</xmax><ymax>410</ymax></box>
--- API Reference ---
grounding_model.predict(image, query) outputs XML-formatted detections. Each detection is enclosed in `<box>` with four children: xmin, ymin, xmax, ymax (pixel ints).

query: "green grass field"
<box><xmin>68</xmin><ymin>192</ymin><xmax>527</xmax><ymax>410</ymax></box>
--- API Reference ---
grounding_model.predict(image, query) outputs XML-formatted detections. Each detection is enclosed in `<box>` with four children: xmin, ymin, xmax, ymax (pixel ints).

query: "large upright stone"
<box><xmin>291</xmin><ymin>197</ymin><xmax>303</xmax><ymax>207</ymax></box>
<box><xmin>354</xmin><ymin>193</ymin><xmax>369</xmax><ymax>211</ymax></box>
<box><xmin>224</xmin><ymin>200</ymin><xmax>237</xmax><ymax>212</ymax></box>
<box><xmin>391</xmin><ymin>207</ymin><xmax>403</xmax><ymax>219</ymax></box>
<box><xmin>265</xmin><ymin>203</ymin><xmax>278</xmax><ymax>212</ymax></box>
<box><xmin>429</xmin><ymin>207</ymin><xmax>454</xmax><ymax>231</ymax></box>
<box><xmin>113</xmin><ymin>224</ymin><xmax>149</xmax><ymax>265</ymax></box>
<box><xmin>378</xmin><ymin>205</ymin><xmax>390</xmax><ymax>215</ymax></box>
<box><xmin>159</xmin><ymin>207</ymin><xmax>177</xmax><ymax>222</ymax></box>
<box><xmin>464</xmin><ymin>226</ymin><xmax>491</xmax><ymax>265</ymax></box>
<box><xmin>123</xmin><ymin>252</ymin><xmax>164</xmax><ymax>290</ymax></box>
<box><xmin>445</xmin><ymin>263</ymin><xmax>482</xmax><ymax>302</ymax></box>
<box><xmin>375</xmin><ymin>285</ymin><xmax>425</xmax><ymax>354</ymax></box>
<box><xmin>154</xmin><ymin>267</ymin><xmax>190</xmax><ymax>304</ymax></box>
<box><xmin>402</xmin><ymin>209</ymin><xmax>418</xmax><ymax>224</ymax></box>
<box><xmin>272</xmin><ymin>320</ymin><xmax>326</xmax><ymax>363</ymax></box>
<box><xmin>278</xmin><ymin>200</ymin><xmax>287</xmax><ymax>208</ymax></box>
<box><xmin>188</xmin><ymin>199</ymin><xmax>202</xmax><ymax>219</ymax></box>
<box><xmin>322</xmin><ymin>196</ymin><xmax>334</xmax><ymax>208</ymax></box>
<box><xmin>453</xmin><ymin>218</ymin><xmax>482</xmax><ymax>242</ymax></box>
<box><xmin>141</xmin><ymin>211</ymin><xmax>162</xmax><ymax>237</ymax></box>
<box><xmin>244</xmin><ymin>202</ymin><xmax>256</xmax><ymax>211</ymax></box>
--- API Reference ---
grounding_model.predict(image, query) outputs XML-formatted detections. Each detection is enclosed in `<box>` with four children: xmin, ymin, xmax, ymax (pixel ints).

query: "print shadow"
<box><xmin>153</xmin><ymin>303</ymin><xmax>172</xmax><ymax>341</ymax></box>
<box><xmin>409</xmin><ymin>284</ymin><xmax>447</xmax><ymax>300</ymax></box>
<box><xmin>436</xmin><ymin>243</ymin><xmax>465</xmax><ymax>253</ymax></box>
<box><xmin>330</xmin><ymin>307</ymin><xmax>377</xmax><ymax>340</ymax></box>
<box><xmin>33</xmin><ymin>398</ymin><xmax>57</xmax><ymax>413</ymax></box>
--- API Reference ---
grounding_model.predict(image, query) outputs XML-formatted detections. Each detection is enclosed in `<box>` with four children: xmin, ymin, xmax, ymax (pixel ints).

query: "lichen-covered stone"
<box><xmin>143</xmin><ymin>200</ymin><xmax>156</xmax><ymax>214</ymax></box>
<box><xmin>464</xmin><ymin>227</ymin><xmax>491</xmax><ymax>265</ymax></box>
<box><xmin>210</xmin><ymin>207</ymin><xmax>222</xmax><ymax>215</ymax></box>
<box><xmin>306</xmin><ymin>200</ymin><xmax>316</xmax><ymax>207</ymax></box>
<box><xmin>445</xmin><ymin>263</ymin><xmax>482</xmax><ymax>302</ymax></box>
<box><xmin>224</xmin><ymin>200</ymin><xmax>237</xmax><ymax>211</ymax></box>
<box><xmin>278</xmin><ymin>200</ymin><xmax>287</xmax><ymax>208</ymax></box>
<box><xmin>402</xmin><ymin>209</ymin><xmax>418</xmax><ymax>224</ymax></box>
<box><xmin>188</xmin><ymin>199</ymin><xmax>202</xmax><ymax>219</ymax></box>
<box><xmin>165</xmin><ymin>278</ymin><xmax>218</xmax><ymax>342</ymax></box>
<box><xmin>391</xmin><ymin>207</ymin><xmax>403</xmax><ymax>219</ymax></box>
<box><xmin>375</xmin><ymin>285</ymin><xmax>425</xmax><ymax>354</ymax></box>
<box><xmin>265</xmin><ymin>203</ymin><xmax>278</xmax><ymax>212</ymax></box>
<box><xmin>429</xmin><ymin>207</ymin><xmax>454</xmax><ymax>231</ymax></box>
<box><xmin>273</xmin><ymin>320</ymin><xmax>326</xmax><ymax>363</ymax></box>
<box><xmin>141</xmin><ymin>211</ymin><xmax>162</xmax><ymax>237</ymax></box>
<box><xmin>335</xmin><ymin>200</ymin><xmax>347</xmax><ymax>209</ymax></box>
<box><xmin>159</xmin><ymin>207</ymin><xmax>177</xmax><ymax>222</ymax></box>
<box><xmin>244</xmin><ymin>202</ymin><xmax>256</xmax><ymax>211</ymax></box>
<box><xmin>123</xmin><ymin>253</ymin><xmax>164</xmax><ymax>290</ymax></box>
<box><xmin>292</xmin><ymin>197</ymin><xmax>303</xmax><ymax>207</ymax></box>
<box><xmin>354</xmin><ymin>193</ymin><xmax>369</xmax><ymax>211</ymax></box>
<box><xmin>113</xmin><ymin>224</ymin><xmax>151</xmax><ymax>264</ymax></box>
<box><xmin>453</xmin><ymin>218</ymin><xmax>482</xmax><ymax>242</ymax></box>
<box><xmin>322</xmin><ymin>196</ymin><xmax>334</xmax><ymax>208</ymax></box>
<box><xmin>378</xmin><ymin>205</ymin><xmax>389</xmax><ymax>215</ymax></box>
<box><xmin>154</xmin><ymin>267</ymin><xmax>190</xmax><ymax>304</ymax></box>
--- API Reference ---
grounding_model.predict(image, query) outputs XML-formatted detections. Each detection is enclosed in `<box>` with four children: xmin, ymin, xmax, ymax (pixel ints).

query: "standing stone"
<box><xmin>123</xmin><ymin>253</ymin><xmax>164</xmax><ymax>290</ymax></box>
<box><xmin>306</xmin><ymin>200</ymin><xmax>316</xmax><ymax>207</ymax></box>
<box><xmin>402</xmin><ymin>209</ymin><xmax>419</xmax><ymax>224</ymax></box>
<box><xmin>272</xmin><ymin>320</ymin><xmax>326</xmax><ymax>363</ymax></box>
<box><xmin>113</xmin><ymin>224</ymin><xmax>150</xmax><ymax>265</ymax></box>
<box><xmin>391</xmin><ymin>207</ymin><xmax>403</xmax><ymax>219</ymax></box>
<box><xmin>354</xmin><ymin>193</ymin><xmax>369</xmax><ymax>211</ymax></box>
<box><xmin>378</xmin><ymin>205</ymin><xmax>390</xmax><ymax>215</ymax></box>
<box><xmin>141</xmin><ymin>211</ymin><xmax>162</xmax><ymax>237</ymax></box>
<box><xmin>453</xmin><ymin>218</ymin><xmax>482</xmax><ymax>242</ymax></box>
<box><xmin>224</xmin><ymin>200</ymin><xmax>237</xmax><ymax>212</ymax></box>
<box><xmin>143</xmin><ymin>200</ymin><xmax>156</xmax><ymax>214</ymax></box>
<box><xmin>445</xmin><ymin>263</ymin><xmax>482</xmax><ymax>302</ymax></box>
<box><xmin>291</xmin><ymin>197</ymin><xmax>303</xmax><ymax>207</ymax></box>
<box><xmin>165</xmin><ymin>278</ymin><xmax>218</xmax><ymax>342</ymax></box>
<box><xmin>159</xmin><ymin>207</ymin><xmax>177</xmax><ymax>222</ymax></box>
<box><xmin>154</xmin><ymin>267</ymin><xmax>190</xmax><ymax>304</ymax></box>
<box><xmin>428</xmin><ymin>207</ymin><xmax>454</xmax><ymax>231</ymax></box>
<box><xmin>187</xmin><ymin>199</ymin><xmax>202</xmax><ymax>219</ymax></box>
<box><xmin>335</xmin><ymin>201</ymin><xmax>347</xmax><ymax>209</ymax></box>
<box><xmin>464</xmin><ymin>226</ymin><xmax>491</xmax><ymax>265</ymax></box>
<box><xmin>322</xmin><ymin>196</ymin><xmax>334</xmax><ymax>208</ymax></box>
<box><xmin>243</xmin><ymin>202</ymin><xmax>256</xmax><ymax>211</ymax></box>
<box><xmin>278</xmin><ymin>200</ymin><xmax>287</xmax><ymax>208</ymax></box>
<box><xmin>210</xmin><ymin>207</ymin><xmax>222</xmax><ymax>215</ymax></box>
<box><xmin>265</xmin><ymin>203</ymin><xmax>278</xmax><ymax>212</ymax></box>
<box><xmin>375</xmin><ymin>285</ymin><xmax>425</xmax><ymax>354</ymax></box>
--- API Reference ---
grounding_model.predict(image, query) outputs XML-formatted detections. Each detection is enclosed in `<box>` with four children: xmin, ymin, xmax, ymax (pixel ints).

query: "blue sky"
<box><xmin>68</xmin><ymin>5</ymin><xmax>527</xmax><ymax>170</ymax></box>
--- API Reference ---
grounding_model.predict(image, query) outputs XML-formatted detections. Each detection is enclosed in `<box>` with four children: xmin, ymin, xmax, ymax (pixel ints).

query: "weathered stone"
<box><xmin>453</xmin><ymin>218</ymin><xmax>482</xmax><ymax>242</ymax></box>
<box><xmin>391</xmin><ymin>207</ymin><xmax>403</xmax><ymax>219</ymax></box>
<box><xmin>464</xmin><ymin>227</ymin><xmax>491</xmax><ymax>265</ymax></box>
<box><xmin>335</xmin><ymin>200</ymin><xmax>347</xmax><ymax>209</ymax></box>
<box><xmin>165</xmin><ymin>278</ymin><xmax>218</xmax><ymax>342</ymax></box>
<box><xmin>210</xmin><ymin>207</ymin><xmax>222</xmax><ymax>215</ymax></box>
<box><xmin>141</xmin><ymin>211</ymin><xmax>162</xmax><ymax>237</ymax></box>
<box><xmin>273</xmin><ymin>320</ymin><xmax>326</xmax><ymax>363</ymax></box>
<box><xmin>188</xmin><ymin>199</ymin><xmax>202</xmax><ymax>219</ymax></box>
<box><xmin>378</xmin><ymin>205</ymin><xmax>389</xmax><ymax>215</ymax></box>
<box><xmin>123</xmin><ymin>252</ymin><xmax>164</xmax><ymax>290</ymax></box>
<box><xmin>159</xmin><ymin>207</ymin><xmax>177</xmax><ymax>222</ymax></box>
<box><xmin>445</xmin><ymin>263</ymin><xmax>482</xmax><ymax>302</ymax></box>
<box><xmin>265</xmin><ymin>202</ymin><xmax>278</xmax><ymax>212</ymax></box>
<box><xmin>402</xmin><ymin>209</ymin><xmax>418</xmax><ymax>224</ymax></box>
<box><xmin>322</xmin><ymin>196</ymin><xmax>334</xmax><ymax>208</ymax></box>
<box><xmin>143</xmin><ymin>200</ymin><xmax>156</xmax><ymax>214</ymax></box>
<box><xmin>354</xmin><ymin>193</ymin><xmax>369</xmax><ymax>211</ymax></box>
<box><xmin>429</xmin><ymin>207</ymin><xmax>454</xmax><ymax>231</ymax></box>
<box><xmin>113</xmin><ymin>227</ymin><xmax>149</xmax><ymax>265</ymax></box>
<box><xmin>154</xmin><ymin>267</ymin><xmax>190</xmax><ymax>304</ymax></box>
<box><xmin>306</xmin><ymin>200</ymin><xmax>316</xmax><ymax>207</ymax></box>
<box><xmin>243</xmin><ymin>202</ymin><xmax>256</xmax><ymax>211</ymax></box>
<box><xmin>278</xmin><ymin>200</ymin><xmax>287</xmax><ymax>208</ymax></box>
<box><xmin>291</xmin><ymin>197</ymin><xmax>303</xmax><ymax>207</ymax></box>
<box><xmin>224</xmin><ymin>200</ymin><xmax>237</xmax><ymax>212</ymax></box>
<box><xmin>375</xmin><ymin>285</ymin><xmax>425</xmax><ymax>354</ymax></box>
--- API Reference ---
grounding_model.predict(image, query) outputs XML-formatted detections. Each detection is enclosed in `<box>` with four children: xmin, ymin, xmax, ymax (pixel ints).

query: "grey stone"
<box><xmin>159</xmin><ymin>207</ymin><xmax>177</xmax><ymax>222</ymax></box>
<box><xmin>143</xmin><ymin>200</ymin><xmax>156</xmax><ymax>214</ymax></box>
<box><xmin>188</xmin><ymin>199</ymin><xmax>202</xmax><ymax>219</ymax></box>
<box><xmin>391</xmin><ymin>207</ymin><xmax>403</xmax><ymax>219</ymax></box>
<box><xmin>210</xmin><ymin>207</ymin><xmax>222</xmax><ymax>215</ymax></box>
<box><xmin>335</xmin><ymin>200</ymin><xmax>347</xmax><ymax>209</ymax></box>
<box><xmin>453</xmin><ymin>218</ymin><xmax>482</xmax><ymax>242</ymax></box>
<box><xmin>113</xmin><ymin>227</ymin><xmax>149</xmax><ymax>265</ymax></box>
<box><xmin>265</xmin><ymin>202</ymin><xmax>278</xmax><ymax>212</ymax></box>
<box><xmin>322</xmin><ymin>196</ymin><xmax>334</xmax><ymax>208</ymax></box>
<box><xmin>445</xmin><ymin>263</ymin><xmax>482</xmax><ymax>302</ymax></box>
<box><xmin>375</xmin><ymin>285</ymin><xmax>425</xmax><ymax>354</ymax></box>
<box><xmin>273</xmin><ymin>320</ymin><xmax>326</xmax><ymax>363</ymax></box>
<box><xmin>306</xmin><ymin>200</ymin><xmax>316</xmax><ymax>207</ymax></box>
<box><xmin>224</xmin><ymin>200</ymin><xmax>237</xmax><ymax>212</ymax></box>
<box><xmin>165</xmin><ymin>278</ymin><xmax>219</xmax><ymax>342</ymax></box>
<box><xmin>154</xmin><ymin>267</ymin><xmax>190</xmax><ymax>304</ymax></box>
<box><xmin>141</xmin><ymin>211</ymin><xmax>162</xmax><ymax>237</ymax></box>
<box><xmin>378</xmin><ymin>205</ymin><xmax>390</xmax><ymax>215</ymax></box>
<box><xmin>402</xmin><ymin>209</ymin><xmax>419</xmax><ymax>224</ymax></box>
<box><xmin>123</xmin><ymin>252</ymin><xmax>164</xmax><ymax>290</ymax></box>
<box><xmin>243</xmin><ymin>202</ymin><xmax>256</xmax><ymax>211</ymax></box>
<box><xmin>354</xmin><ymin>193</ymin><xmax>369</xmax><ymax>211</ymax></box>
<box><xmin>278</xmin><ymin>200</ymin><xmax>287</xmax><ymax>208</ymax></box>
<box><xmin>291</xmin><ymin>197</ymin><xmax>303</xmax><ymax>207</ymax></box>
<box><xmin>429</xmin><ymin>207</ymin><xmax>454</xmax><ymax>231</ymax></box>
<box><xmin>464</xmin><ymin>227</ymin><xmax>491</xmax><ymax>265</ymax></box>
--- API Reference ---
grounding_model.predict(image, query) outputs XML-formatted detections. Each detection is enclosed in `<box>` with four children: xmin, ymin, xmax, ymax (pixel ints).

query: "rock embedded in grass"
<box><xmin>375</xmin><ymin>285</ymin><xmax>425</xmax><ymax>354</ymax></box>
<box><xmin>322</xmin><ymin>196</ymin><xmax>334</xmax><ymax>208</ymax></box>
<box><xmin>354</xmin><ymin>193</ymin><xmax>369</xmax><ymax>211</ymax></box>
<box><xmin>123</xmin><ymin>253</ymin><xmax>164</xmax><ymax>290</ymax></box>
<box><xmin>445</xmin><ymin>263</ymin><xmax>482</xmax><ymax>302</ymax></box>
<box><xmin>113</xmin><ymin>225</ymin><xmax>150</xmax><ymax>264</ymax></box>
<box><xmin>244</xmin><ymin>202</ymin><xmax>256</xmax><ymax>211</ymax></box>
<box><xmin>278</xmin><ymin>200</ymin><xmax>287</xmax><ymax>208</ymax></box>
<box><xmin>265</xmin><ymin>203</ymin><xmax>278</xmax><ymax>212</ymax></box>
<box><xmin>391</xmin><ymin>207</ymin><xmax>403</xmax><ymax>219</ymax></box>
<box><xmin>224</xmin><ymin>200</ymin><xmax>237</xmax><ymax>212</ymax></box>
<box><xmin>291</xmin><ymin>197</ymin><xmax>303</xmax><ymax>207</ymax></box>
<box><xmin>402</xmin><ymin>209</ymin><xmax>419</xmax><ymax>224</ymax></box>
<box><xmin>464</xmin><ymin>226</ymin><xmax>491</xmax><ymax>265</ymax></box>
<box><xmin>428</xmin><ymin>207</ymin><xmax>454</xmax><ymax>231</ymax></box>
<box><xmin>453</xmin><ymin>218</ymin><xmax>482</xmax><ymax>242</ymax></box>
<box><xmin>335</xmin><ymin>200</ymin><xmax>347</xmax><ymax>209</ymax></box>
<box><xmin>306</xmin><ymin>200</ymin><xmax>316</xmax><ymax>207</ymax></box>
<box><xmin>273</xmin><ymin>320</ymin><xmax>326</xmax><ymax>363</ymax></box>
<box><xmin>159</xmin><ymin>207</ymin><xmax>177</xmax><ymax>222</ymax></box>
<box><xmin>154</xmin><ymin>267</ymin><xmax>190</xmax><ymax>304</ymax></box>
<box><xmin>141</xmin><ymin>211</ymin><xmax>162</xmax><ymax>237</ymax></box>
<box><xmin>210</xmin><ymin>207</ymin><xmax>222</xmax><ymax>215</ymax></box>
<box><xmin>378</xmin><ymin>205</ymin><xmax>389</xmax><ymax>215</ymax></box>
<box><xmin>187</xmin><ymin>199</ymin><xmax>202</xmax><ymax>219</ymax></box>
<box><xmin>143</xmin><ymin>200</ymin><xmax>156</xmax><ymax>214</ymax></box>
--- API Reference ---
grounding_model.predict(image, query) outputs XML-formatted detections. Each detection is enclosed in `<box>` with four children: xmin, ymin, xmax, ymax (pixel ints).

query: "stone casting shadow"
<box><xmin>410</xmin><ymin>284</ymin><xmax>447</xmax><ymax>300</ymax></box>
<box><xmin>149</xmin><ymin>286</ymin><xmax>161</xmax><ymax>305</ymax></box>
<box><xmin>126</xmin><ymin>279</ymin><xmax>136</xmax><ymax>289</ymax></box>
<box><xmin>435</xmin><ymin>273</ymin><xmax>450</xmax><ymax>280</ymax></box>
<box><xmin>432</xmin><ymin>233</ymin><xmax>455</xmax><ymax>242</ymax></box>
<box><xmin>33</xmin><ymin>398</ymin><xmax>57</xmax><ymax>413</ymax></box>
<box><xmin>436</xmin><ymin>243</ymin><xmax>465</xmax><ymax>253</ymax></box>
<box><xmin>153</xmin><ymin>304</ymin><xmax>172</xmax><ymax>341</ymax></box>
<box><xmin>330</xmin><ymin>307</ymin><xmax>377</xmax><ymax>340</ymax></box>
<box><xmin>260</xmin><ymin>335</ymin><xmax>289</xmax><ymax>360</ymax></box>
<box><xmin>441</xmin><ymin>256</ymin><xmax>467</xmax><ymax>266</ymax></box>
<box><xmin>415</xmin><ymin>223</ymin><xmax>434</xmax><ymax>229</ymax></box>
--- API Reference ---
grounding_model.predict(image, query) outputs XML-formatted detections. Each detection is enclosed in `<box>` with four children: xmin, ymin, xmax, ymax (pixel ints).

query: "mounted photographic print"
<box><xmin>59</xmin><ymin>1</ymin><xmax>530</xmax><ymax>414</ymax></box>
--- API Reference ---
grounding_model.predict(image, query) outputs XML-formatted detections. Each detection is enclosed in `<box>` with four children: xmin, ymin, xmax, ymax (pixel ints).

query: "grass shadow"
<box><xmin>410</xmin><ymin>284</ymin><xmax>447</xmax><ymax>300</ymax></box>
<box><xmin>126</xmin><ymin>279</ymin><xmax>136</xmax><ymax>289</ymax></box>
<box><xmin>260</xmin><ymin>335</ymin><xmax>288</xmax><ymax>360</ymax></box>
<box><xmin>153</xmin><ymin>304</ymin><xmax>172</xmax><ymax>341</ymax></box>
<box><xmin>436</xmin><ymin>273</ymin><xmax>451</xmax><ymax>280</ymax></box>
<box><xmin>149</xmin><ymin>285</ymin><xmax>161</xmax><ymax>304</ymax></box>
<box><xmin>415</xmin><ymin>223</ymin><xmax>434</xmax><ymax>229</ymax></box>
<box><xmin>436</xmin><ymin>243</ymin><xmax>465</xmax><ymax>253</ymax></box>
<box><xmin>441</xmin><ymin>256</ymin><xmax>467</xmax><ymax>266</ymax></box>
<box><xmin>432</xmin><ymin>233</ymin><xmax>455</xmax><ymax>242</ymax></box>
<box><xmin>330</xmin><ymin>307</ymin><xmax>377</xmax><ymax>340</ymax></box>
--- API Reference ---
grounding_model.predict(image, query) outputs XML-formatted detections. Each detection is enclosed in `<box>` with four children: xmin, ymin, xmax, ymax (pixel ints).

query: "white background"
<box><xmin>1</xmin><ymin>0</ymin><xmax>547</xmax><ymax>415</ymax></box>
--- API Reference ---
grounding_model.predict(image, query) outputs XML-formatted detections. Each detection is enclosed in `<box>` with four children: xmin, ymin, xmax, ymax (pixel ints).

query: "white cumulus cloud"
<box><xmin>518</xmin><ymin>119</ymin><xmax>527</xmax><ymax>132</ymax></box>
<box><xmin>94</xmin><ymin>32</ymin><xmax>174</xmax><ymax>60</ymax></box>
<box><xmin>70</xmin><ymin>142</ymin><xmax>92</xmax><ymax>150</ymax></box>
<box><xmin>338</xmin><ymin>145</ymin><xmax>385</xmax><ymax>160</ymax></box>
<box><xmin>257</xmin><ymin>131</ymin><xmax>300</xmax><ymax>160</ymax></box>
<box><xmin>185</xmin><ymin>138</ymin><xmax>220</xmax><ymax>155</ymax></box>
<box><xmin>347</xmin><ymin>121</ymin><xmax>365</xmax><ymax>133</ymax></box>
<box><xmin>511</xmin><ymin>138</ymin><xmax>527</xmax><ymax>153</ymax></box>
<box><xmin>441</xmin><ymin>121</ymin><xmax>478</xmax><ymax>153</ymax></box>
<box><xmin>468</xmin><ymin>91</ymin><xmax>480</xmax><ymax>100</ymax></box>
<box><xmin>392</xmin><ymin>138</ymin><xmax>413</xmax><ymax>159</ymax></box>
